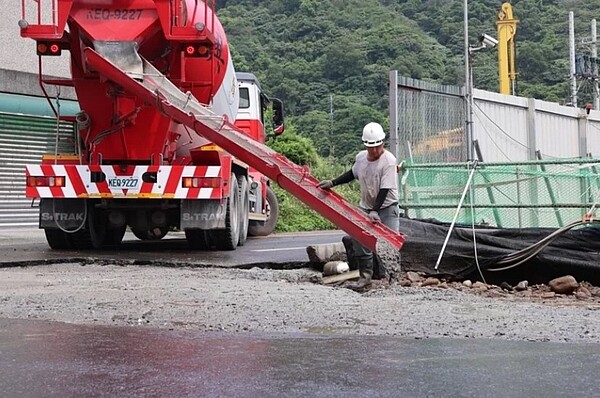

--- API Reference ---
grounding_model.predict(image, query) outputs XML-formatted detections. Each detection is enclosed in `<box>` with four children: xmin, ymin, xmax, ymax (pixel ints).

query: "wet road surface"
<box><xmin>0</xmin><ymin>228</ymin><xmax>344</xmax><ymax>267</ymax></box>
<box><xmin>1</xmin><ymin>317</ymin><xmax>599</xmax><ymax>398</ymax></box>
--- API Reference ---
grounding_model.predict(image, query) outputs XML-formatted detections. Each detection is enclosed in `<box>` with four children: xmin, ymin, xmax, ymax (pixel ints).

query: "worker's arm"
<box><xmin>332</xmin><ymin>169</ymin><xmax>355</xmax><ymax>186</ymax></box>
<box><xmin>366</xmin><ymin>188</ymin><xmax>389</xmax><ymax>222</ymax></box>
<box><xmin>371</xmin><ymin>189</ymin><xmax>389</xmax><ymax>212</ymax></box>
<box><xmin>318</xmin><ymin>169</ymin><xmax>355</xmax><ymax>189</ymax></box>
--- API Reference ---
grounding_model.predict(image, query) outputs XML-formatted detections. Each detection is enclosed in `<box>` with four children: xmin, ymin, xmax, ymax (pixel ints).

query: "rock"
<box><xmin>500</xmin><ymin>282</ymin><xmax>513</xmax><ymax>291</ymax></box>
<box><xmin>406</xmin><ymin>271</ymin><xmax>421</xmax><ymax>283</ymax></box>
<box><xmin>515</xmin><ymin>280</ymin><xmax>529</xmax><ymax>291</ymax></box>
<box><xmin>548</xmin><ymin>276</ymin><xmax>579</xmax><ymax>295</ymax></box>
<box><xmin>472</xmin><ymin>281</ymin><xmax>487</xmax><ymax>290</ymax></box>
<box><xmin>516</xmin><ymin>290</ymin><xmax>532</xmax><ymax>297</ymax></box>
<box><xmin>462</xmin><ymin>280</ymin><xmax>472</xmax><ymax>288</ymax></box>
<box><xmin>487</xmin><ymin>290</ymin><xmax>507</xmax><ymax>298</ymax></box>
<box><xmin>437</xmin><ymin>282</ymin><xmax>449</xmax><ymax>289</ymax></box>
<box><xmin>399</xmin><ymin>279</ymin><xmax>412</xmax><ymax>287</ymax></box>
<box><xmin>422</xmin><ymin>277</ymin><xmax>440</xmax><ymax>287</ymax></box>
<box><xmin>541</xmin><ymin>292</ymin><xmax>556</xmax><ymax>299</ymax></box>
<box><xmin>575</xmin><ymin>287</ymin><xmax>592</xmax><ymax>300</ymax></box>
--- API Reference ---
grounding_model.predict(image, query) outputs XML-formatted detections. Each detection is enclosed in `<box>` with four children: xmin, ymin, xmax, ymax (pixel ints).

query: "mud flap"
<box><xmin>181</xmin><ymin>200</ymin><xmax>227</xmax><ymax>229</ymax></box>
<box><xmin>39</xmin><ymin>199</ymin><xmax>87</xmax><ymax>230</ymax></box>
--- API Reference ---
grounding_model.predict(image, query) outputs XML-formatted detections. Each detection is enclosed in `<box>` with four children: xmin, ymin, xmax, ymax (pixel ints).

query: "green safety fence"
<box><xmin>399</xmin><ymin>158</ymin><xmax>600</xmax><ymax>228</ymax></box>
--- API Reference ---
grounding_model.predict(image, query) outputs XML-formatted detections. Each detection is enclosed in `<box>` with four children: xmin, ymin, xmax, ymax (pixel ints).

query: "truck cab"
<box><xmin>234</xmin><ymin>72</ymin><xmax>284</xmax><ymax>144</ymax></box>
<box><xmin>233</xmin><ymin>72</ymin><xmax>285</xmax><ymax>237</ymax></box>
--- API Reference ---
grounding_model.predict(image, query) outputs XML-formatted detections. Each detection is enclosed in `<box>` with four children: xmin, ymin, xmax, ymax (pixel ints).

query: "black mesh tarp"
<box><xmin>398</xmin><ymin>217</ymin><xmax>600</xmax><ymax>285</ymax></box>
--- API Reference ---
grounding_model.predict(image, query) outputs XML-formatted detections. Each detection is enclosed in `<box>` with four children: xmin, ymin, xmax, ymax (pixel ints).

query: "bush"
<box><xmin>273</xmin><ymin>158</ymin><xmax>361</xmax><ymax>232</ymax></box>
<box><xmin>266</xmin><ymin>121</ymin><xmax>362</xmax><ymax>232</ymax></box>
<box><xmin>267</xmin><ymin>125</ymin><xmax>318</xmax><ymax>166</ymax></box>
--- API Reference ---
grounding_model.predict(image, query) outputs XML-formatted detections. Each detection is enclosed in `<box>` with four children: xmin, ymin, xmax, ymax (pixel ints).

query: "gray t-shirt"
<box><xmin>352</xmin><ymin>149</ymin><xmax>399</xmax><ymax>210</ymax></box>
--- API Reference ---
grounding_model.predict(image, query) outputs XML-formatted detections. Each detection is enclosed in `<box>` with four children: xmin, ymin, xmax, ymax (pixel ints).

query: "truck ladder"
<box><xmin>84</xmin><ymin>49</ymin><xmax>405</xmax><ymax>257</ymax></box>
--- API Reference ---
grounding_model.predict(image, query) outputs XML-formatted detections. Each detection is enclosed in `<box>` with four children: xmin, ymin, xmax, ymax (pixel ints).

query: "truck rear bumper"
<box><xmin>26</xmin><ymin>164</ymin><xmax>226</xmax><ymax>200</ymax></box>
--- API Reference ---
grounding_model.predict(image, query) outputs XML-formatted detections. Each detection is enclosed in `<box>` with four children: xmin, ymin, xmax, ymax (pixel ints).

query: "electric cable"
<box><xmin>469</xmin><ymin>173</ymin><xmax>487</xmax><ymax>283</ymax></box>
<box><xmin>485</xmin><ymin>219</ymin><xmax>593</xmax><ymax>272</ymax></box>
<box><xmin>474</xmin><ymin>101</ymin><xmax>528</xmax><ymax>150</ymax></box>
<box><xmin>473</xmin><ymin>109</ymin><xmax>513</xmax><ymax>161</ymax></box>
<box><xmin>485</xmin><ymin>180</ymin><xmax>600</xmax><ymax>272</ymax></box>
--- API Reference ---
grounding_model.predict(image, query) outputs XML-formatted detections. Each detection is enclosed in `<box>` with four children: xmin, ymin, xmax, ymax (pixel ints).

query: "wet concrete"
<box><xmin>1</xmin><ymin>318</ymin><xmax>599</xmax><ymax>398</ymax></box>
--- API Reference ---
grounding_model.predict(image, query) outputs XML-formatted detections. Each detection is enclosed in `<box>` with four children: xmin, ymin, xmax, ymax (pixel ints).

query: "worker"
<box><xmin>317</xmin><ymin>122</ymin><xmax>400</xmax><ymax>290</ymax></box>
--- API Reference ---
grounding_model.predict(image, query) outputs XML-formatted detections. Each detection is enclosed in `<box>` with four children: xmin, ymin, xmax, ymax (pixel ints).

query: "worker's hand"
<box><xmin>368</xmin><ymin>211</ymin><xmax>381</xmax><ymax>222</ymax></box>
<box><xmin>317</xmin><ymin>180</ymin><xmax>334</xmax><ymax>190</ymax></box>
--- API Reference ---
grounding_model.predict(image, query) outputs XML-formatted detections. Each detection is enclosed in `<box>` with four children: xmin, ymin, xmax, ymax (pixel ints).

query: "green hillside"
<box><xmin>218</xmin><ymin>0</ymin><xmax>600</xmax><ymax>161</ymax></box>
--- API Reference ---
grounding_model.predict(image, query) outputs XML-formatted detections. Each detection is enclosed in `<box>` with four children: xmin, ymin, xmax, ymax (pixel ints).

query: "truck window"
<box><xmin>239</xmin><ymin>88</ymin><xmax>250</xmax><ymax>109</ymax></box>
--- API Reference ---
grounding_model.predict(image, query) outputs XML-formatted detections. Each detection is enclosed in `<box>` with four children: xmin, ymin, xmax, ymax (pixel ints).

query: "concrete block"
<box><xmin>306</xmin><ymin>242</ymin><xmax>346</xmax><ymax>264</ymax></box>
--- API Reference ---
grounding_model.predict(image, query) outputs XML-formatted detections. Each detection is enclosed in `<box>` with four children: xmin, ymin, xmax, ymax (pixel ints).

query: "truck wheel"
<box><xmin>237</xmin><ymin>175</ymin><xmax>249</xmax><ymax>246</ymax></box>
<box><xmin>70</xmin><ymin>201</ymin><xmax>107</xmax><ymax>249</ymax></box>
<box><xmin>185</xmin><ymin>229</ymin><xmax>212</xmax><ymax>250</ymax></box>
<box><xmin>44</xmin><ymin>229</ymin><xmax>72</xmax><ymax>250</ymax></box>
<box><xmin>132</xmin><ymin>226</ymin><xmax>168</xmax><ymax>240</ymax></box>
<box><xmin>248</xmin><ymin>185</ymin><xmax>278</xmax><ymax>236</ymax></box>
<box><xmin>213</xmin><ymin>174</ymin><xmax>240</xmax><ymax>250</ymax></box>
<box><xmin>105</xmin><ymin>225</ymin><xmax>127</xmax><ymax>246</ymax></box>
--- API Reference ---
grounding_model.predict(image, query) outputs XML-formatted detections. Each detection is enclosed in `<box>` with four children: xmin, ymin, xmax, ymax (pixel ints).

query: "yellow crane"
<box><xmin>497</xmin><ymin>2</ymin><xmax>518</xmax><ymax>95</ymax></box>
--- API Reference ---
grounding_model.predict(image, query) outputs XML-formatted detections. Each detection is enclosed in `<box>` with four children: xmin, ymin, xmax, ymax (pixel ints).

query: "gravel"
<box><xmin>0</xmin><ymin>262</ymin><xmax>598</xmax><ymax>343</ymax></box>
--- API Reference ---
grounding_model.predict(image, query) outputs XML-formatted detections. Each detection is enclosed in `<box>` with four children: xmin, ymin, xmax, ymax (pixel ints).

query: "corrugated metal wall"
<box><xmin>472</xmin><ymin>89</ymin><xmax>530</xmax><ymax>161</ymax></box>
<box><xmin>471</xmin><ymin>89</ymin><xmax>600</xmax><ymax>161</ymax></box>
<box><xmin>392</xmin><ymin>75</ymin><xmax>600</xmax><ymax>163</ymax></box>
<box><xmin>0</xmin><ymin>112</ymin><xmax>75</xmax><ymax>227</ymax></box>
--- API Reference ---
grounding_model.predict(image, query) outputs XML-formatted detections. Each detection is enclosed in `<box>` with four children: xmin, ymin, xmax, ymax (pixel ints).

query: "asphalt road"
<box><xmin>0</xmin><ymin>227</ymin><xmax>344</xmax><ymax>266</ymax></box>
<box><xmin>3</xmin><ymin>227</ymin><xmax>600</xmax><ymax>398</ymax></box>
<box><xmin>2</xmin><ymin>317</ymin><xmax>600</xmax><ymax>398</ymax></box>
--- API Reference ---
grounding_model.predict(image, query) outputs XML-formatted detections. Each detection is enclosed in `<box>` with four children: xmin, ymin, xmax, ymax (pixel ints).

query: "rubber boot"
<box><xmin>342</xmin><ymin>235</ymin><xmax>359</xmax><ymax>271</ymax></box>
<box><xmin>346</xmin><ymin>257</ymin><xmax>373</xmax><ymax>291</ymax></box>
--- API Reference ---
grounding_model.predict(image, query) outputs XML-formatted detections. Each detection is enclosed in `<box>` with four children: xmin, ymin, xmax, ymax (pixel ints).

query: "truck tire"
<box><xmin>70</xmin><ymin>201</ymin><xmax>107</xmax><ymax>249</ymax></box>
<box><xmin>44</xmin><ymin>229</ymin><xmax>72</xmax><ymax>250</ymax></box>
<box><xmin>185</xmin><ymin>229</ymin><xmax>212</xmax><ymax>250</ymax></box>
<box><xmin>132</xmin><ymin>226</ymin><xmax>168</xmax><ymax>241</ymax></box>
<box><xmin>213</xmin><ymin>174</ymin><xmax>240</xmax><ymax>250</ymax></box>
<box><xmin>237</xmin><ymin>175</ymin><xmax>249</xmax><ymax>246</ymax></box>
<box><xmin>248</xmin><ymin>185</ymin><xmax>278</xmax><ymax>237</ymax></box>
<box><xmin>105</xmin><ymin>225</ymin><xmax>127</xmax><ymax>246</ymax></box>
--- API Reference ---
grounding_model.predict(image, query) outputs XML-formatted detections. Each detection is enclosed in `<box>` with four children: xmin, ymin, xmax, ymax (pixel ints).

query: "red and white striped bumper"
<box><xmin>25</xmin><ymin>164</ymin><xmax>224</xmax><ymax>199</ymax></box>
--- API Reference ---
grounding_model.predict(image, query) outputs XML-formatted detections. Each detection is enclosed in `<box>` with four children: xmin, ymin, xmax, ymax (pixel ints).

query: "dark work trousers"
<box><xmin>342</xmin><ymin>204</ymin><xmax>400</xmax><ymax>278</ymax></box>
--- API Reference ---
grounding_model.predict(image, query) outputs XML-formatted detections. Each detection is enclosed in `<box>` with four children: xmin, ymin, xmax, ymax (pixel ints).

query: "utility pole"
<box><xmin>593</xmin><ymin>19</ymin><xmax>599</xmax><ymax>110</ymax></box>
<box><xmin>569</xmin><ymin>11</ymin><xmax>578</xmax><ymax>107</ymax></box>
<box><xmin>389</xmin><ymin>70</ymin><xmax>399</xmax><ymax>159</ymax></box>
<box><xmin>329</xmin><ymin>94</ymin><xmax>334</xmax><ymax>158</ymax></box>
<box><xmin>464</xmin><ymin>0</ymin><xmax>474</xmax><ymax>161</ymax></box>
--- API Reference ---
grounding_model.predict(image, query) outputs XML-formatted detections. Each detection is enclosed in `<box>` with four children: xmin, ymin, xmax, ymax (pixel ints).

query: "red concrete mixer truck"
<box><xmin>19</xmin><ymin>0</ymin><xmax>405</xmax><ymax>256</ymax></box>
<box><xmin>20</xmin><ymin>0</ymin><xmax>285</xmax><ymax>250</ymax></box>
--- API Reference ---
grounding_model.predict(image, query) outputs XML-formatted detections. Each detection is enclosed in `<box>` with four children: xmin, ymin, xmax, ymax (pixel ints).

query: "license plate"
<box><xmin>107</xmin><ymin>177</ymin><xmax>139</xmax><ymax>188</ymax></box>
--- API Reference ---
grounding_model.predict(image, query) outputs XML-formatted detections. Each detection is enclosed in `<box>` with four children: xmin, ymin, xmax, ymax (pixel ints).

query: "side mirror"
<box><xmin>271</xmin><ymin>98</ymin><xmax>285</xmax><ymax>135</ymax></box>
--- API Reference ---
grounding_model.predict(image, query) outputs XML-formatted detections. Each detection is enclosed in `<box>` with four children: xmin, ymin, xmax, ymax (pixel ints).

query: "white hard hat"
<box><xmin>362</xmin><ymin>122</ymin><xmax>385</xmax><ymax>147</ymax></box>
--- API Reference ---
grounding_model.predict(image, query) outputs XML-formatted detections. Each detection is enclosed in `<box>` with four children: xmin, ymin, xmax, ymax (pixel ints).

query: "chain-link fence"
<box><xmin>391</xmin><ymin>75</ymin><xmax>466</xmax><ymax>164</ymax></box>
<box><xmin>389</xmin><ymin>74</ymin><xmax>600</xmax><ymax>228</ymax></box>
<box><xmin>400</xmin><ymin>159</ymin><xmax>600</xmax><ymax>228</ymax></box>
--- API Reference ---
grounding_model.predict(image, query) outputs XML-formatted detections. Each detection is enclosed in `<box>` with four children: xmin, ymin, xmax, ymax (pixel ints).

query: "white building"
<box><xmin>1</xmin><ymin>2</ymin><xmax>69</xmax><ymax>77</ymax></box>
<box><xmin>0</xmin><ymin>3</ymin><xmax>76</xmax><ymax>227</ymax></box>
